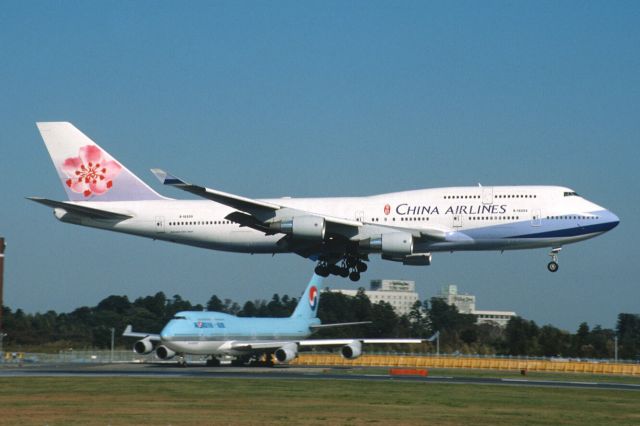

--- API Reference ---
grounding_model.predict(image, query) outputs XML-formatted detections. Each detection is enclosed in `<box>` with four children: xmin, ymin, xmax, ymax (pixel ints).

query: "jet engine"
<box><xmin>340</xmin><ymin>340</ymin><xmax>363</xmax><ymax>359</ymax></box>
<box><xmin>133</xmin><ymin>337</ymin><xmax>154</xmax><ymax>355</ymax></box>
<box><xmin>155</xmin><ymin>345</ymin><xmax>176</xmax><ymax>360</ymax></box>
<box><xmin>367</xmin><ymin>232</ymin><xmax>413</xmax><ymax>257</ymax></box>
<box><xmin>270</xmin><ymin>216</ymin><xmax>325</xmax><ymax>240</ymax></box>
<box><xmin>274</xmin><ymin>343</ymin><xmax>298</xmax><ymax>363</ymax></box>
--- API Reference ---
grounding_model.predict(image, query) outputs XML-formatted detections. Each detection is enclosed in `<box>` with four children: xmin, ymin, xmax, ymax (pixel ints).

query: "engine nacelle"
<box><xmin>155</xmin><ymin>345</ymin><xmax>176</xmax><ymax>360</ymax></box>
<box><xmin>274</xmin><ymin>343</ymin><xmax>298</xmax><ymax>363</ymax></box>
<box><xmin>133</xmin><ymin>337</ymin><xmax>154</xmax><ymax>355</ymax></box>
<box><xmin>340</xmin><ymin>340</ymin><xmax>363</xmax><ymax>359</ymax></box>
<box><xmin>402</xmin><ymin>253</ymin><xmax>432</xmax><ymax>266</ymax></box>
<box><xmin>271</xmin><ymin>216</ymin><xmax>325</xmax><ymax>240</ymax></box>
<box><xmin>368</xmin><ymin>232</ymin><xmax>413</xmax><ymax>257</ymax></box>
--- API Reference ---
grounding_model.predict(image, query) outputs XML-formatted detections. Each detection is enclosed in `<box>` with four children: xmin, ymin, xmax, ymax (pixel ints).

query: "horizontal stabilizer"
<box><xmin>27</xmin><ymin>197</ymin><xmax>132</xmax><ymax>220</ymax></box>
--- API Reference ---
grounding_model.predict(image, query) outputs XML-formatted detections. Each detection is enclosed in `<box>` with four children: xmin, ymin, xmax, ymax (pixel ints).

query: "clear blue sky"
<box><xmin>1</xmin><ymin>1</ymin><xmax>638</xmax><ymax>331</ymax></box>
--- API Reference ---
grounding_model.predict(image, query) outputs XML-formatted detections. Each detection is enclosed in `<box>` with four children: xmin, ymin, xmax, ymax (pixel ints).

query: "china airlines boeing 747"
<box><xmin>30</xmin><ymin>122</ymin><xmax>619</xmax><ymax>281</ymax></box>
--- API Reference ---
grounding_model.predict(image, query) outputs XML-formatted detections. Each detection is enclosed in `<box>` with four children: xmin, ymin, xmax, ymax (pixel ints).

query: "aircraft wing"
<box><xmin>299</xmin><ymin>338</ymin><xmax>425</xmax><ymax>347</ymax></box>
<box><xmin>150</xmin><ymin>169</ymin><xmax>280</xmax><ymax>218</ymax></box>
<box><xmin>122</xmin><ymin>325</ymin><xmax>161</xmax><ymax>341</ymax></box>
<box><xmin>230</xmin><ymin>341</ymin><xmax>295</xmax><ymax>351</ymax></box>
<box><xmin>150</xmin><ymin>169</ymin><xmax>362</xmax><ymax>229</ymax></box>
<box><xmin>309</xmin><ymin>321</ymin><xmax>371</xmax><ymax>329</ymax></box>
<box><xmin>230</xmin><ymin>338</ymin><xmax>424</xmax><ymax>351</ymax></box>
<box><xmin>27</xmin><ymin>197</ymin><xmax>133</xmax><ymax>220</ymax></box>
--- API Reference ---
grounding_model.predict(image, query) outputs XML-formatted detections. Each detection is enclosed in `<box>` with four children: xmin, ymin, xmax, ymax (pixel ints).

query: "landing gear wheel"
<box><xmin>338</xmin><ymin>267</ymin><xmax>349</xmax><ymax>278</ymax></box>
<box><xmin>177</xmin><ymin>357</ymin><xmax>187</xmax><ymax>367</ymax></box>
<box><xmin>314</xmin><ymin>265</ymin><xmax>330</xmax><ymax>277</ymax></box>
<box><xmin>206</xmin><ymin>357</ymin><xmax>221</xmax><ymax>367</ymax></box>
<box><xmin>356</xmin><ymin>261</ymin><xmax>368</xmax><ymax>273</ymax></box>
<box><xmin>328</xmin><ymin>264</ymin><xmax>341</xmax><ymax>275</ymax></box>
<box><xmin>547</xmin><ymin>247</ymin><xmax>561</xmax><ymax>273</ymax></box>
<box><xmin>349</xmin><ymin>271</ymin><xmax>361</xmax><ymax>282</ymax></box>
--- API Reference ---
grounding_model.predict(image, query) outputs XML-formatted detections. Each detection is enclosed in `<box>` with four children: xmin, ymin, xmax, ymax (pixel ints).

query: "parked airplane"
<box><xmin>31</xmin><ymin>122</ymin><xmax>619</xmax><ymax>281</ymax></box>
<box><xmin>123</xmin><ymin>274</ymin><xmax>423</xmax><ymax>366</ymax></box>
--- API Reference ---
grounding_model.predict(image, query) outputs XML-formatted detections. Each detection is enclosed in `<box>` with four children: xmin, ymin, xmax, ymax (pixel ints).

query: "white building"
<box><xmin>436</xmin><ymin>285</ymin><xmax>516</xmax><ymax>327</ymax></box>
<box><xmin>330</xmin><ymin>279</ymin><xmax>420</xmax><ymax>316</ymax></box>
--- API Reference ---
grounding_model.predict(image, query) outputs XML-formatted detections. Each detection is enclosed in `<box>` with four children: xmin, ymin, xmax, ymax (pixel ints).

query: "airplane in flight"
<box><xmin>31</xmin><ymin>122</ymin><xmax>619</xmax><ymax>281</ymax></box>
<box><xmin>123</xmin><ymin>274</ymin><xmax>424</xmax><ymax>366</ymax></box>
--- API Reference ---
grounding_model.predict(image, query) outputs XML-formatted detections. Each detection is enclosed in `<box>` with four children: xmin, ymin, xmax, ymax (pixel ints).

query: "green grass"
<box><xmin>0</xmin><ymin>377</ymin><xmax>639</xmax><ymax>425</ymax></box>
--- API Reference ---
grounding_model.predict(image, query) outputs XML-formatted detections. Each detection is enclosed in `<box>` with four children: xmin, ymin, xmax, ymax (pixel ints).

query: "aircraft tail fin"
<box><xmin>36</xmin><ymin>122</ymin><xmax>166</xmax><ymax>202</ymax></box>
<box><xmin>290</xmin><ymin>274</ymin><xmax>323</xmax><ymax>320</ymax></box>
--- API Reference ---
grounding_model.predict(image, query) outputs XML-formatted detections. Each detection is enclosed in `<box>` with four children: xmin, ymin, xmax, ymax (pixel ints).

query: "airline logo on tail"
<box><xmin>308</xmin><ymin>286</ymin><xmax>318</xmax><ymax>311</ymax></box>
<box><xmin>62</xmin><ymin>145</ymin><xmax>122</xmax><ymax>198</ymax></box>
<box><xmin>37</xmin><ymin>122</ymin><xmax>166</xmax><ymax>202</ymax></box>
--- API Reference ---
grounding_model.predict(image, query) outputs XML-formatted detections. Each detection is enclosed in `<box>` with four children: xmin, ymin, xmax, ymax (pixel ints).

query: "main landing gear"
<box><xmin>547</xmin><ymin>248</ymin><xmax>561</xmax><ymax>272</ymax></box>
<box><xmin>315</xmin><ymin>255</ymin><xmax>368</xmax><ymax>281</ymax></box>
<box><xmin>206</xmin><ymin>356</ymin><xmax>221</xmax><ymax>367</ymax></box>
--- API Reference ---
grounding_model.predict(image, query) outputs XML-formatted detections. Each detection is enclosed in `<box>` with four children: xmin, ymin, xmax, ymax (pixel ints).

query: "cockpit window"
<box><xmin>173</xmin><ymin>316</ymin><xmax>187</xmax><ymax>320</ymax></box>
<box><xmin>564</xmin><ymin>191</ymin><xmax>579</xmax><ymax>197</ymax></box>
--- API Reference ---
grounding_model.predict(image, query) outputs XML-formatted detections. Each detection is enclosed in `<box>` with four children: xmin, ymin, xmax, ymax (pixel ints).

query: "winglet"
<box><xmin>150</xmin><ymin>169</ymin><xmax>187</xmax><ymax>186</ymax></box>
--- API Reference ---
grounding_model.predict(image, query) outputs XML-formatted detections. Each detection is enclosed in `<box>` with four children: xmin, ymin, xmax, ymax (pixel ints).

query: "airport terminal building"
<box><xmin>329</xmin><ymin>279</ymin><xmax>419</xmax><ymax>316</ymax></box>
<box><xmin>436</xmin><ymin>285</ymin><xmax>516</xmax><ymax>327</ymax></box>
<box><xmin>330</xmin><ymin>280</ymin><xmax>515</xmax><ymax>326</ymax></box>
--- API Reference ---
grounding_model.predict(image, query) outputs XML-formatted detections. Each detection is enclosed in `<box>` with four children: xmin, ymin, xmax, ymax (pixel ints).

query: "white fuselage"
<box><xmin>55</xmin><ymin>185</ymin><xmax>618</xmax><ymax>256</ymax></box>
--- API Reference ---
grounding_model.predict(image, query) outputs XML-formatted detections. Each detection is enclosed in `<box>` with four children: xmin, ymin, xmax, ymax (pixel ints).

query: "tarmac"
<box><xmin>1</xmin><ymin>362</ymin><xmax>639</xmax><ymax>391</ymax></box>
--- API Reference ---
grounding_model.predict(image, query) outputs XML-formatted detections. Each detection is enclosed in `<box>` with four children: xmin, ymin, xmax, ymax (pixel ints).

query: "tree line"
<box><xmin>1</xmin><ymin>288</ymin><xmax>639</xmax><ymax>360</ymax></box>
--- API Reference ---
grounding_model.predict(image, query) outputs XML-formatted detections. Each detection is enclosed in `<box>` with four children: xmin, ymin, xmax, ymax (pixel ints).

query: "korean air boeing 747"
<box><xmin>123</xmin><ymin>274</ymin><xmax>423</xmax><ymax>366</ymax></box>
<box><xmin>30</xmin><ymin>122</ymin><xmax>619</xmax><ymax>281</ymax></box>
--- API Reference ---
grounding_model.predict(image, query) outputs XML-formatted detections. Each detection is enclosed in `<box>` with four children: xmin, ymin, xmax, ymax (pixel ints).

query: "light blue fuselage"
<box><xmin>160</xmin><ymin>312</ymin><xmax>320</xmax><ymax>355</ymax></box>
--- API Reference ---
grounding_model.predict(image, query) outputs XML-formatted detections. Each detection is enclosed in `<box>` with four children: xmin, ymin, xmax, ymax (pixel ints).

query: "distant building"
<box><xmin>330</xmin><ymin>279</ymin><xmax>419</xmax><ymax>316</ymax></box>
<box><xmin>436</xmin><ymin>285</ymin><xmax>516</xmax><ymax>327</ymax></box>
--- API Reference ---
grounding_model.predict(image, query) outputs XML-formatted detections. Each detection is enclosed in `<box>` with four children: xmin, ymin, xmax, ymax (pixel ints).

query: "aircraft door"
<box><xmin>155</xmin><ymin>216</ymin><xmax>165</xmax><ymax>233</ymax></box>
<box><xmin>482</xmin><ymin>187</ymin><xmax>494</xmax><ymax>204</ymax></box>
<box><xmin>531</xmin><ymin>209</ymin><xmax>542</xmax><ymax>227</ymax></box>
<box><xmin>453</xmin><ymin>215</ymin><xmax>462</xmax><ymax>228</ymax></box>
<box><xmin>355</xmin><ymin>210</ymin><xmax>365</xmax><ymax>222</ymax></box>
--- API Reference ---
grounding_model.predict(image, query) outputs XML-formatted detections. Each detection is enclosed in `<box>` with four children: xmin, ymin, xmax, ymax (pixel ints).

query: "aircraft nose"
<box><xmin>160</xmin><ymin>324</ymin><xmax>173</xmax><ymax>341</ymax></box>
<box><xmin>602</xmin><ymin>210</ymin><xmax>620</xmax><ymax>231</ymax></box>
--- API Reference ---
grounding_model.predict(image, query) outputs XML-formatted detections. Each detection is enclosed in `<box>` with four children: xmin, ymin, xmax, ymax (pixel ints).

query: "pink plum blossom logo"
<box><xmin>61</xmin><ymin>145</ymin><xmax>122</xmax><ymax>197</ymax></box>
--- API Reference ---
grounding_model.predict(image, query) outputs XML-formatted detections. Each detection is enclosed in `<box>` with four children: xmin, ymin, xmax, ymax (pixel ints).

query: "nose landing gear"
<box><xmin>547</xmin><ymin>248</ymin><xmax>561</xmax><ymax>272</ymax></box>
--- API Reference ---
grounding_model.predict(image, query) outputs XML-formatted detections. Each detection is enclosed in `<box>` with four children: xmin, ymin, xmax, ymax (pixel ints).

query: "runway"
<box><xmin>1</xmin><ymin>362</ymin><xmax>639</xmax><ymax>391</ymax></box>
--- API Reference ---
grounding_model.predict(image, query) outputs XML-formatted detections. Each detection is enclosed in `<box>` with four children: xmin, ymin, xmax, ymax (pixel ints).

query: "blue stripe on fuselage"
<box><xmin>461</xmin><ymin>210</ymin><xmax>618</xmax><ymax>240</ymax></box>
<box><xmin>508</xmin><ymin>221</ymin><xmax>618</xmax><ymax>239</ymax></box>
